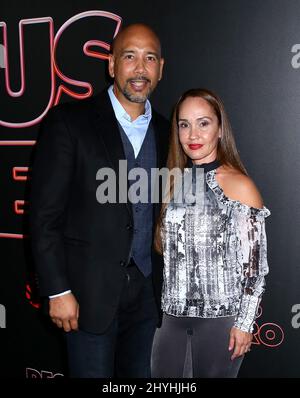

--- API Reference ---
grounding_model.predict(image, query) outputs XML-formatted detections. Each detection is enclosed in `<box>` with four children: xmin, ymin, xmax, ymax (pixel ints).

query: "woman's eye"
<box><xmin>179</xmin><ymin>123</ymin><xmax>188</xmax><ymax>129</ymax></box>
<box><xmin>199</xmin><ymin>121</ymin><xmax>209</xmax><ymax>128</ymax></box>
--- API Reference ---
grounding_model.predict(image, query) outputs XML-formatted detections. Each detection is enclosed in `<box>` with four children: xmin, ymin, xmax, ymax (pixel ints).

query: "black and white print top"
<box><xmin>161</xmin><ymin>160</ymin><xmax>270</xmax><ymax>333</ymax></box>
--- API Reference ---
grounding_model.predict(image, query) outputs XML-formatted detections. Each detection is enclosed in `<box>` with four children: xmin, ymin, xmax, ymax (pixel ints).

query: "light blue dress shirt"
<box><xmin>108</xmin><ymin>85</ymin><xmax>152</xmax><ymax>158</ymax></box>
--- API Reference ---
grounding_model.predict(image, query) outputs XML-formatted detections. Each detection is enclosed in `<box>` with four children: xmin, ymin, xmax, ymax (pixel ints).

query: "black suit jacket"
<box><xmin>30</xmin><ymin>90</ymin><xmax>170</xmax><ymax>333</ymax></box>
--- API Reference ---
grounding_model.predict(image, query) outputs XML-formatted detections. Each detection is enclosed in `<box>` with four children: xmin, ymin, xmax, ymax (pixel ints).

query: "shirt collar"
<box><xmin>108</xmin><ymin>85</ymin><xmax>152</xmax><ymax>123</ymax></box>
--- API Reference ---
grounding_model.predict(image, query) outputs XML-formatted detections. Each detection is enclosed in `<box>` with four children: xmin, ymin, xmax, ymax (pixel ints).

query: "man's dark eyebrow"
<box><xmin>121</xmin><ymin>50</ymin><xmax>135</xmax><ymax>54</ymax></box>
<box><xmin>146</xmin><ymin>51</ymin><xmax>159</xmax><ymax>57</ymax></box>
<box><xmin>120</xmin><ymin>50</ymin><xmax>159</xmax><ymax>57</ymax></box>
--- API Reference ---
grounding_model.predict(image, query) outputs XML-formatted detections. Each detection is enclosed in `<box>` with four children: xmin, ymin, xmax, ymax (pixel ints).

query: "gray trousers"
<box><xmin>151</xmin><ymin>314</ymin><xmax>244</xmax><ymax>378</ymax></box>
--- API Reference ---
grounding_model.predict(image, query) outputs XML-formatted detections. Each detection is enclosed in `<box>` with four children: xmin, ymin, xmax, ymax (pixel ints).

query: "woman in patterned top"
<box><xmin>151</xmin><ymin>88</ymin><xmax>270</xmax><ymax>378</ymax></box>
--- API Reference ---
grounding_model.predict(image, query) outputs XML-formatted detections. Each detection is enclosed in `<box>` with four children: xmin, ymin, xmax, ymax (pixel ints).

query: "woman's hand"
<box><xmin>228</xmin><ymin>327</ymin><xmax>253</xmax><ymax>360</ymax></box>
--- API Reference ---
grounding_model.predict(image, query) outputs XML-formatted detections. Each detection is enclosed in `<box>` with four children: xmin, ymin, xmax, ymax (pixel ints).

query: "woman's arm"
<box><xmin>220</xmin><ymin>173</ymin><xmax>269</xmax><ymax>333</ymax></box>
<box><xmin>217</xmin><ymin>171</ymin><xmax>270</xmax><ymax>359</ymax></box>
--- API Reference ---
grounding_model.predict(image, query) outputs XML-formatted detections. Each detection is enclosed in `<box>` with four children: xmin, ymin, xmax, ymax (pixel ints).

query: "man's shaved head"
<box><xmin>111</xmin><ymin>23</ymin><xmax>162</xmax><ymax>58</ymax></box>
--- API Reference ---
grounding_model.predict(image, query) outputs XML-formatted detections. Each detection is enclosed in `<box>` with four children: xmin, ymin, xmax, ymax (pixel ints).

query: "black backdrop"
<box><xmin>1</xmin><ymin>0</ymin><xmax>299</xmax><ymax>378</ymax></box>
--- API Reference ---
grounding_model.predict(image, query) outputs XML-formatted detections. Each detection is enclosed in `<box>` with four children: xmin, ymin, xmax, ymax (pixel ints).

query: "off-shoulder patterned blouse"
<box><xmin>161</xmin><ymin>160</ymin><xmax>270</xmax><ymax>333</ymax></box>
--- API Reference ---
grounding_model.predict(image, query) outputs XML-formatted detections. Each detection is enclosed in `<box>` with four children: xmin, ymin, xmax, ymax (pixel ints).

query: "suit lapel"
<box><xmin>92</xmin><ymin>91</ymin><xmax>126</xmax><ymax>172</ymax></box>
<box><xmin>90</xmin><ymin>90</ymin><xmax>169</xmax><ymax>220</ymax></box>
<box><xmin>91</xmin><ymin>90</ymin><xmax>132</xmax><ymax>218</ymax></box>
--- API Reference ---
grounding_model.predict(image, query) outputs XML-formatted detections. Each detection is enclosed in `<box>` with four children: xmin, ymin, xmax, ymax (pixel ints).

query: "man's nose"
<box><xmin>134</xmin><ymin>58</ymin><xmax>146</xmax><ymax>74</ymax></box>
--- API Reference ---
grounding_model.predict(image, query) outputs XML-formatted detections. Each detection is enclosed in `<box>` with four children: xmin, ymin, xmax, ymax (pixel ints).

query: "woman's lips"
<box><xmin>188</xmin><ymin>144</ymin><xmax>203</xmax><ymax>150</ymax></box>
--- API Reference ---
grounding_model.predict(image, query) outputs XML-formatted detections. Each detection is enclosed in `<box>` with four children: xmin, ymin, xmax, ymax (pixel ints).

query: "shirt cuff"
<box><xmin>49</xmin><ymin>290</ymin><xmax>71</xmax><ymax>299</ymax></box>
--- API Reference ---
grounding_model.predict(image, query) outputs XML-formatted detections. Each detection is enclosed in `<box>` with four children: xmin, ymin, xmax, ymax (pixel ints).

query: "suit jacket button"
<box><xmin>120</xmin><ymin>261</ymin><xmax>126</xmax><ymax>266</ymax></box>
<box><xmin>126</xmin><ymin>224</ymin><xmax>133</xmax><ymax>230</ymax></box>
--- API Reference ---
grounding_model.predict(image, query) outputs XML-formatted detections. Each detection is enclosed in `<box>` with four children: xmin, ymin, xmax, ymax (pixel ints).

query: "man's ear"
<box><xmin>108</xmin><ymin>54</ymin><xmax>115</xmax><ymax>78</ymax></box>
<box><xmin>158</xmin><ymin>57</ymin><xmax>165</xmax><ymax>81</ymax></box>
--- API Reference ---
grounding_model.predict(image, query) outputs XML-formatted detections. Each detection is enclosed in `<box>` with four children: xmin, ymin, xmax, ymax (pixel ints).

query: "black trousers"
<box><xmin>65</xmin><ymin>263</ymin><xmax>158</xmax><ymax>378</ymax></box>
<box><xmin>151</xmin><ymin>313</ymin><xmax>244</xmax><ymax>378</ymax></box>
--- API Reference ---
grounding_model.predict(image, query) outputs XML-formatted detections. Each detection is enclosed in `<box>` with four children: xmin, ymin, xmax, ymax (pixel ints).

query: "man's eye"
<box><xmin>147</xmin><ymin>56</ymin><xmax>156</xmax><ymax>62</ymax></box>
<box><xmin>124</xmin><ymin>54</ymin><xmax>134</xmax><ymax>59</ymax></box>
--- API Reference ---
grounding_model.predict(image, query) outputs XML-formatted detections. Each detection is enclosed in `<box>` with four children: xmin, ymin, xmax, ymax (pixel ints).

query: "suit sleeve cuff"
<box><xmin>49</xmin><ymin>290</ymin><xmax>71</xmax><ymax>299</ymax></box>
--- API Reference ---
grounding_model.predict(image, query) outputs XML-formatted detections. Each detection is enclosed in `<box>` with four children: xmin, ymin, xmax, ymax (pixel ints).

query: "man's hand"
<box><xmin>49</xmin><ymin>293</ymin><xmax>79</xmax><ymax>332</ymax></box>
<box><xmin>228</xmin><ymin>327</ymin><xmax>253</xmax><ymax>360</ymax></box>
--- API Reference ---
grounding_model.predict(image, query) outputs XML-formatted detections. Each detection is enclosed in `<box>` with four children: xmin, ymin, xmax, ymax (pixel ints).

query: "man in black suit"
<box><xmin>30</xmin><ymin>23</ymin><xmax>169</xmax><ymax>378</ymax></box>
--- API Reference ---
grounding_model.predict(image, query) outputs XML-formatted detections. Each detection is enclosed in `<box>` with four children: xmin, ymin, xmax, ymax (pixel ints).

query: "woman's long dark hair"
<box><xmin>154</xmin><ymin>88</ymin><xmax>247</xmax><ymax>254</ymax></box>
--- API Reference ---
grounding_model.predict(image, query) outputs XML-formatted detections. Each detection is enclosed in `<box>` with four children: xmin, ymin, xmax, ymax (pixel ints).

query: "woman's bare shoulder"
<box><xmin>215</xmin><ymin>165</ymin><xmax>264</xmax><ymax>209</ymax></box>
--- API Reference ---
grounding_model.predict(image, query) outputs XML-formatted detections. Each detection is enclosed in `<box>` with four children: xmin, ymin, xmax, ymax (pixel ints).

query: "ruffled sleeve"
<box><xmin>206</xmin><ymin>169</ymin><xmax>270</xmax><ymax>333</ymax></box>
<box><xmin>233</xmin><ymin>206</ymin><xmax>270</xmax><ymax>333</ymax></box>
